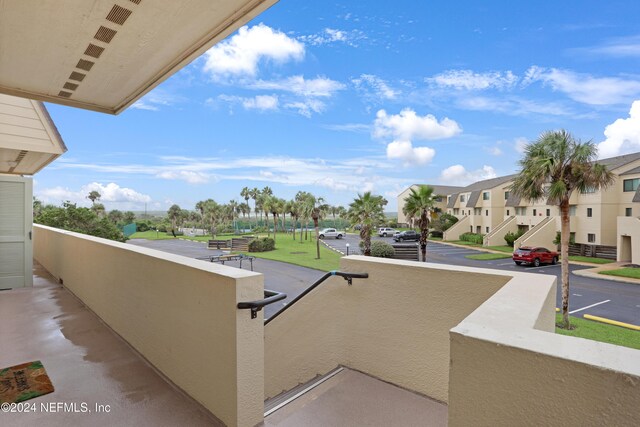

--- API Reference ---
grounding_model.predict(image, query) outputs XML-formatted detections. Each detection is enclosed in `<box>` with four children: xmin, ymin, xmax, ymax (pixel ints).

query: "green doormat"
<box><xmin>0</xmin><ymin>361</ymin><xmax>54</xmax><ymax>403</ymax></box>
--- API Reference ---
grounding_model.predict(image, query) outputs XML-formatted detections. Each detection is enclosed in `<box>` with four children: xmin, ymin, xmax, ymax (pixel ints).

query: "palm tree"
<box><xmin>167</xmin><ymin>204</ymin><xmax>182</xmax><ymax>234</ymax></box>
<box><xmin>310</xmin><ymin>197</ymin><xmax>329</xmax><ymax>259</ymax></box>
<box><xmin>262</xmin><ymin>196</ymin><xmax>278</xmax><ymax>241</ymax></box>
<box><xmin>403</xmin><ymin>185</ymin><xmax>436</xmax><ymax>262</ymax></box>
<box><xmin>510</xmin><ymin>130</ymin><xmax>614</xmax><ymax>329</ymax></box>
<box><xmin>87</xmin><ymin>190</ymin><xmax>101</xmax><ymax>205</ymax></box>
<box><xmin>250</xmin><ymin>187</ymin><xmax>259</xmax><ymax>225</ymax></box>
<box><xmin>108</xmin><ymin>209</ymin><xmax>124</xmax><ymax>224</ymax></box>
<box><xmin>347</xmin><ymin>192</ymin><xmax>386</xmax><ymax>256</ymax></box>
<box><xmin>295</xmin><ymin>191</ymin><xmax>312</xmax><ymax>242</ymax></box>
<box><xmin>287</xmin><ymin>200</ymin><xmax>299</xmax><ymax>240</ymax></box>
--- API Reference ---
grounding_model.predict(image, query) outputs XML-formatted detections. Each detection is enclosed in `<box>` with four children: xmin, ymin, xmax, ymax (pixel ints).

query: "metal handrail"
<box><xmin>237</xmin><ymin>290</ymin><xmax>287</xmax><ymax>319</ymax></box>
<box><xmin>263</xmin><ymin>271</ymin><xmax>368</xmax><ymax>326</ymax></box>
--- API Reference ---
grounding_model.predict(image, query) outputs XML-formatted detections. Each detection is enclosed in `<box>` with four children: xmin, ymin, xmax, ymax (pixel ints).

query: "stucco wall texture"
<box><xmin>33</xmin><ymin>225</ymin><xmax>264</xmax><ymax>427</ymax></box>
<box><xmin>264</xmin><ymin>256</ymin><xmax>510</xmax><ymax>402</ymax></box>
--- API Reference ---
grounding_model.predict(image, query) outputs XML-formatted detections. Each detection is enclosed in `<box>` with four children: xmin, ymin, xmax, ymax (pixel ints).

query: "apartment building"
<box><xmin>396</xmin><ymin>184</ymin><xmax>463</xmax><ymax>226</ymax></box>
<box><xmin>398</xmin><ymin>152</ymin><xmax>640</xmax><ymax>263</ymax></box>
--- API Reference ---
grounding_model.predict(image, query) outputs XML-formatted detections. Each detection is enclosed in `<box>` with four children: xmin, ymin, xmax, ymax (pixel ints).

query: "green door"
<box><xmin>0</xmin><ymin>176</ymin><xmax>32</xmax><ymax>289</ymax></box>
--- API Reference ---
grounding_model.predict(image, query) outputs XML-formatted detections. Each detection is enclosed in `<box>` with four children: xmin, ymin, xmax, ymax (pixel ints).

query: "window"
<box><xmin>587</xmin><ymin>208</ymin><xmax>593</xmax><ymax>217</ymax></box>
<box><xmin>470</xmin><ymin>226</ymin><xmax>474</xmax><ymax>233</ymax></box>
<box><xmin>581</xmin><ymin>186</ymin><xmax>596</xmax><ymax>194</ymax></box>
<box><xmin>546</xmin><ymin>209</ymin><xmax>550</xmax><ymax>217</ymax></box>
<box><xmin>569</xmin><ymin>206</ymin><xmax>577</xmax><ymax>216</ymax></box>
<box><xmin>533</xmin><ymin>209</ymin><xmax>537</xmax><ymax>216</ymax></box>
<box><xmin>476</xmin><ymin>226</ymin><xmax>481</xmax><ymax>233</ymax></box>
<box><xmin>460</xmin><ymin>194</ymin><xmax>466</xmax><ymax>202</ymax></box>
<box><xmin>454</xmin><ymin>208</ymin><xmax>459</xmax><ymax>215</ymax></box>
<box><xmin>485</xmin><ymin>210</ymin><xmax>489</xmax><ymax>216</ymax></box>
<box><xmin>623</xmin><ymin>178</ymin><xmax>640</xmax><ymax>192</ymax></box>
<box><xmin>486</xmin><ymin>226</ymin><xmax>490</xmax><ymax>233</ymax></box>
<box><xmin>434</xmin><ymin>196</ymin><xmax>442</xmax><ymax>202</ymax></box>
<box><xmin>588</xmin><ymin>233</ymin><xmax>596</xmax><ymax>243</ymax></box>
<box><xmin>626</xmin><ymin>208</ymin><xmax>633</xmax><ymax>217</ymax></box>
<box><xmin>447</xmin><ymin>196</ymin><xmax>451</xmax><ymax>203</ymax></box>
<box><xmin>504</xmin><ymin>191</ymin><xmax>510</xmax><ymax>200</ymax></box>
<box><xmin>483</xmin><ymin>192</ymin><xmax>490</xmax><ymax>200</ymax></box>
<box><xmin>515</xmin><ymin>207</ymin><xmax>526</xmax><ymax>216</ymax></box>
<box><xmin>474</xmin><ymin>208</ymin><xmax>481</xmax><ymax>215</ymax></box>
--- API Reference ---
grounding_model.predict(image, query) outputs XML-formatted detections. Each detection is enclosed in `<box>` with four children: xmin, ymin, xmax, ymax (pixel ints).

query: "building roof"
<box><xmin>399</xmin><ymin>184</ymin><xmax>464</xmax><ymax>198</ymax></box>
<box><xmin>0</xmin><ymin>94</ymin><xmax>67</xmax><ymax>175</ymax></box>
<box><xmin>598</xmin><ymin>152</ymin><xmax>640</xmax><ymax>171</ymax></box>
<box><xmin>465</xmin><ymin>191</ymin><xmax>481</xmax><ymax>208</ymax></box>
<box><xmin>461</xmin><ymin>174</ymin><xmax>517</xmax><ymax>192</ymax></box>
<box><xmin>446</xmin><ymin>193</ymin><xmax>459</xmax><ymax>208</ymax></box>
<box><xmin>505</xmin><ymin>193</ymin><xmax>522</xmax><ymax>207</ymax></box>
<box><xmin>619</xmin><ymin>165</ymin><xmax>640</xmax><ymax>176</ymax></box>
<box><xmin>0</xmin><ymin>0</ymin><xmax>277</xmax><ymax>114</ymax></box>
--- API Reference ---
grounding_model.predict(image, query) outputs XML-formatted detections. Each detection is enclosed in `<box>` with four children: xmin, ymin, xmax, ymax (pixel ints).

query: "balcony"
<box><xmin>2</xmin><ymin>225</ymin><xmax>638</xmax><ymax>426</ymax></box>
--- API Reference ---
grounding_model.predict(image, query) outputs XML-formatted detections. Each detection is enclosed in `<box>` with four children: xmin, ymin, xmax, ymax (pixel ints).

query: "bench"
<box><xmin>208</xmin><ymin>239</ymin><xmax>230</xmax><ymax>250</ymax></box>
<box><xmin>196</xmin><ymin>254</ymin><xmax>255</xmax><ymax>271</ymax></box>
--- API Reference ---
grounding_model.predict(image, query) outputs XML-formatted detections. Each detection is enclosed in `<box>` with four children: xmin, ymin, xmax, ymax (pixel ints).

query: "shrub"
<box><xmin>248</xmin><ymin>237</ymin><xmax>275</xmax><ymax>252</ymax></box>
<box><xmin>460</xmin><ymin>232</ymin><xmax>483</xmax><ymax>244</ymax></box>
<box><xmin>504</xmin><ymin>229</ymin><xmax>526</xmax><ymax>247</ymax></box>
<box><xmin>369</xmin><ymin>240</ymin><xmax>395</xmax><ymax>258</ymax></box>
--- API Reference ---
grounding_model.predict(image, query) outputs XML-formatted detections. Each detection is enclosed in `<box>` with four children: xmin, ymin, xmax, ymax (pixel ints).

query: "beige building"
<box><xmin>397</xmin><ymin>184</ymin><xmax>463</xmax><ymax>225</ymax></box>
<box><xmin>1</xmin><ymin>3</ymin><xmax>639</xmax><ymax>426</ymax></box>
<box><xmin>401</xmin><ymin>152</ymin><xmax>640</xmax><ymax>262</ymax></box>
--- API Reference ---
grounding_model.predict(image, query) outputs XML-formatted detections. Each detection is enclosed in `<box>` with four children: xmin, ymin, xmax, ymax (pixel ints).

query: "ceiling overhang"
<box><xmin>0</xmin><ymin>0</ymin><xmax>278</xmax><ymax>115</ymax></box>
<box><xmin>0</xmin><ymin>95</ymin><xmax>67</xmax><ymax>175</ymax></box>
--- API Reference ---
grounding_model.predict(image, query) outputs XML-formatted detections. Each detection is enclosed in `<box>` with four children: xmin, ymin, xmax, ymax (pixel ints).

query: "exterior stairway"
<box><xmin>483</xmin><ymin>216</ymin><xmax>517</xmax><ymax>246</ymax></box>
<box><xmin>264</xmin><ymin>367</ymin><xmax>447</xmax><ymax>427</ymax></box>
<box><xmin>514</xmin><ymin>216</ymin><xmax>558</xmax><ymax>249</ymax></box>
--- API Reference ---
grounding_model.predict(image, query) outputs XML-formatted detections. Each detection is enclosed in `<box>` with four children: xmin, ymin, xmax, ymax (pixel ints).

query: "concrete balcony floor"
<box><xmin>0</xmin><ymin>262</ymin><xmax>222</xmax><ymax>427</ymax></box>
<box><xmin>265</xmin><ymin>368</ymin><xmax>447</xmax><ymax>427</ymax></box>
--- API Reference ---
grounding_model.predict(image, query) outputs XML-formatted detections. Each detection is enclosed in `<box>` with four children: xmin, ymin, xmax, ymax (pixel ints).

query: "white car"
<box><xmin>378</xmin><ymin>227</ymin><xmax>397</xmax><ymax>237</ymax></box>
<box><xmin>318</xmin><ymin>228</ymin><xmax>344</xmax><ymax>239</ymax></box>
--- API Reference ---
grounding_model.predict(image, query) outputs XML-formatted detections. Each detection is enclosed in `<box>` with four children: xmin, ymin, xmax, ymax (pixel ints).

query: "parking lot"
<box><xmin>321</xmin><ymin>234</ymin><xmax>640</xmax><ymax>325</ymax></box>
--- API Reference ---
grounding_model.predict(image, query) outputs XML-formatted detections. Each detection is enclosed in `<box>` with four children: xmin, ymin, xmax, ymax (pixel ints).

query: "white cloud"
<box><xmin>571</xmin><ymin>36</ymin><xmax>640</xmax><ymax>58</ymax></box>
<box><xmin>514</xmin><ymin>137</ymin><xmax>529</xmax><ymax>154</ymax></box>
<box><xmin>458</xmin><ymin>96</ymin><xmax>574</xmax><ymax>117</ymax></box>
<box><xmin>156</xmin><ymin>170</ymin><xmax>211</xmax><ymax>184</ymax></box>
<box><xmin>249</xmin><ymin>75</ymin><xmax>344</xmax><ymax>97</ymax></box>
<box><xmin>439</xmin><ymin>165</ymin><xmax>497</xmax><ymax>185</ymax></box>
<box><xmin>523</xmin><ymin>66</ymin><xmax>640</xmax><ymax>105</ymax></box>
<box><xmin>427</xmin><ymin>69</ymin><xmax>518</xmax><ymax>90</ymax></box>
<box><xmin>37</xmin><ymin>182</ymin><xmax>151</xmax><ymax>209</ymax></box>
<box><xmin>203</xmin><ymin>23</ymin><xmax>304</xmax><ymax>78</ymax></box>
<box><xmin>386</xmin><ymin>140</ymin><xmax>435</xmax><ymax>166</ymax></box>
<box><xmin>373</xmin><ymin>108</ymin><xmax>462</xmax><ymax>141</ymax></box>
<box><xmin>130</xmin><ymin>89</ymin><xmax>183</xmax><ymax>111</ymax></box>
<box><xmin>486</xmin><ymin>146</ymin><xmax>503</xmax><ymax>156</ymax></box>
<box><xmin>598</xmin><ymin>100</ymin><xmax>640</xmax><ymax>158</ymax></box>
<box><xmin>284</xmin><ymin>99</ymin><xmax>326</xmax><ymax>117</ymax></box>
<box><xmin>217</xmin><ymin>94</ymin><xmax>279</xmax><ymax>111</ymax></box>
<box><xmin>299</xmin><ymin>28</ymin><xmax>367</xmax><ymax>47</ymax></box>
<box><xmin>352</xmin><ymin>74</ymin><xmax>399</xmax><ymax>100</ymax></box>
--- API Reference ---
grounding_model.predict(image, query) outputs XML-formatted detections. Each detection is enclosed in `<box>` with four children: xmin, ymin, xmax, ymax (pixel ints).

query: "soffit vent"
<box><xmin>106</xmin><ymin>5</ymin><xmax>133</xmax><ymax>25</ymax></box>
<box><xmin>69</xmin><ymin>71</ymin><xmax>86</xmax><ymax>82</ymax></box>
<box><xmin>8</xmin><ymin>150</ymin><xmax>29</xmax><ymax>173</ymax></box>
<box><xmin>94</xmin><ymin>26</ymin><xmax>117</xmax><ymax>43</ymax></box>
<box><xmin>76</xmin><ymin>59</ymin><xmax>95</xmax><ymax>71</ymax></box>
<box><xmin>129</xmin><ymin>0</ymin><xmax>142</xmax><ymax>4</ymax></box>
<box><xmin>63</xmin><ymin>82</ymin><xmax>79</xmax><ymax>90</ymax></box>
<box><xmin>84</xmin><ymin>43</ymin><xmax>105</xmax><ymax>58</ymax></box>
<box><xmin>58</xmin><ymin>91</ymin><xmax>73</xmax><ymax>98</ymax></box>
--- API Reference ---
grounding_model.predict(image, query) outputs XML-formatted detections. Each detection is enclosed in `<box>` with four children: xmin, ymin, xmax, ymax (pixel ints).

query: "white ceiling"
<box><xmin>0</xmin><ymin>0</ymin><xmax>277</xmax><ymax>114</ymax></box>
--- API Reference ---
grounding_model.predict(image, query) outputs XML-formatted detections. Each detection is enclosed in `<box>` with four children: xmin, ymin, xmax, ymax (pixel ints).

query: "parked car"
<box><xmin>512</xmin><ymin>246</ymin><xmax>558</xmax><ymax>267</ymax></box>
<box><xmin>393</xmin><ymin>230</ymin><xmax>420</xmax><ymax>242</ymax></box>
<box><xmin>378</xmin><ymin>227</ymin><xmax>397</xmax><ymax>237</ymax></box>
<box><xmin>318</xmin><ymin>228</ymin><xmax>344</xmax><ymax>239</ymax></box>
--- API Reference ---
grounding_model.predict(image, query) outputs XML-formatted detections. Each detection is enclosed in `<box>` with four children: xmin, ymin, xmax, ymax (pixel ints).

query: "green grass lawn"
<box><xmin>556</xmin><ymin>314</ymin><xmax>640</xmax><ymax>350</ymax></box>
<box><xmin>486</xmin><ymin>245</ymin><xmax>514</xmax><ymax>253</ymax></box>
<box><xmin>465</xmin><ymin>253</ymin><xmax>512</xmax><ymax>261</ymax></box>
<box><xmin>129</xmin><ymin>230</ymin><xmax>176</xmax><ymax>240</ymax></box>
<box><xmin>567</xmin><ymin>256</ymin><xmax>615</xmax><ymax>264</ymax></box>
<box><xmin>447</xmin><ymin>240</ymin><xmax>483</xmax><ymax>247</ymax></box>
<box><xmin>599</xmin><ymin>268</ymin><xmax>640</xmax><ymax>280</ymax></box>
<box><xmin>239</xmin><ymin>234</ymin><xmax>341</xmax><ymax>271</ymax></box>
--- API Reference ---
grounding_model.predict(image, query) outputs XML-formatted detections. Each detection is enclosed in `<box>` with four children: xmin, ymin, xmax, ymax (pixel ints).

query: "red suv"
<box><xmin>512</xmin><ymin>246</ymin><xmax>558</xmax><ymax>267</ymax></box>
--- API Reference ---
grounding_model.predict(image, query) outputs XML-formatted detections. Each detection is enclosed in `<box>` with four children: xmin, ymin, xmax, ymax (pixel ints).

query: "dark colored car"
<box><xmin>512</xmin><ymin>246</ymin><xmax>558</xmax><ymax>267</ymax></box>
<box><xmin>393</xmin><ymin>230</ymin><xmax>420</xmax><ymax>242</ymax></box>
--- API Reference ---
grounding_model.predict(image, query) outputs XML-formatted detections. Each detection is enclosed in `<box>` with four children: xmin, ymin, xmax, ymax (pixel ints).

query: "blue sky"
<box><xmin>38</xmin><ymin>0</ymin><xmax>640</xmax><ymax>211</ymax></box>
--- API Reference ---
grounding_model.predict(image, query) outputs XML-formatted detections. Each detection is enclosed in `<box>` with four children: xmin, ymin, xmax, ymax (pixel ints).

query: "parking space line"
<box><xmin>569</xmin><ymin>300</ymin><xmax>610</xmax><ymax>314</ymax></box>
<box><xmin>521</xmin><ymin>264</ymin><xmax>561</xmax><ymax>271</ymax></box>
<box><xmin>497</xmin><ymin>262</ymin><xmax>514</xmax><ymax>266</ymax></box>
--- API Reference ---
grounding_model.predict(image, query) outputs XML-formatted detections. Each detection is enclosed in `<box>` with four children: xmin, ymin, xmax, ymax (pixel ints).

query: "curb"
<box><xmin>572</xmin><ymin>269</ymin><xmax>640</xmax><ymax>285</ymax></box>
<box><xmin>320</xmin><ymin>239</ymin><xmax>345</xmax><ymax>256</ymax></box>
<box><xmin>583</xmin><ymin>314</ymin><xmax>640</xmax><ymax>331</ymax></box>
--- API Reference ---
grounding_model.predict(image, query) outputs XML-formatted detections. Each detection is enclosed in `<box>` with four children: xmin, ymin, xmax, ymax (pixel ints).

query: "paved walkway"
<box><xmin>127</xmin><ymin>238</ymin><xmax>325</xmax><ymax>318</ymax></box>
<box><xmin>1</xmin><ymin>262</ymin><xmax>221</xmax><ymax>427</ymax></box>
